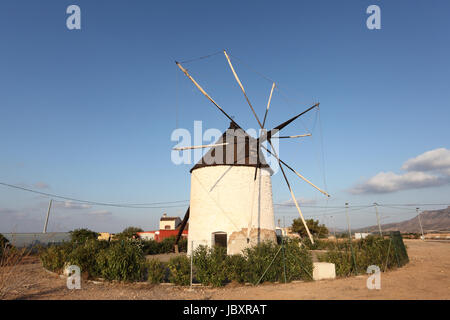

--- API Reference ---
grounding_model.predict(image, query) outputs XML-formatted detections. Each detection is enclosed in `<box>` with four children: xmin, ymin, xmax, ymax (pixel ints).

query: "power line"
<box><xmin>0</xmin><ymin>182</ymin><xmax>188</xmax><ymax>209</ymax></box>
<box><xmin>1</xmin><ymin>181</ymin><xmax>449</xmax><ymax>210</ymax></box>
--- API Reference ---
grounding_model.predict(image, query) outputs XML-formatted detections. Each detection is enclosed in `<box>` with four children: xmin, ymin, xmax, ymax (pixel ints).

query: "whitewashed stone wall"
<box><xmin>188</xmin><ymin>165</ymin><xmax>276</xmax><ymax>255</ymax></box>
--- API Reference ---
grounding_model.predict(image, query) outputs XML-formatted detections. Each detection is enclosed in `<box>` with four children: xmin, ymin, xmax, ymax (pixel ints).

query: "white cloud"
<box><xmin>53</xmin><ymin>201</ymin><xmax>92</xmax><ymax>210</ymax></box>
<box><xmin>401</xmin><ymin>148</ymin><xmax>450</xmax><ymax>173</ymax></box>
<box><xmin>350</xmin><ymin>148</ymin><xmax>450</xmax><ymax>194</ymax></box>
<box><xmin>88</xmin><ymin>210</ymin><xmax>112</xmax><ymax>216</ymax></box>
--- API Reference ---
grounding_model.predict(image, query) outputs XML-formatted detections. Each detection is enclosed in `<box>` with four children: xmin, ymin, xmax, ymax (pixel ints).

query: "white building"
<box><xmin>159</xmin><ymin>213</ymin><xmax>181</xmax><ymax>230</ymax></box>
<box><xmin>187</xmin><ymin>123</ymin><xmax>277</xmax><ymax>255</ymax></box>
<box><xmin>354</xmin><ymin>232</ymin><xmax>370</xmax><ymax>240</ymax></box>
<box><xmin>137</xmin><ymin>231</ymin><xmax>156</xmax><ymax>241</ymax></box>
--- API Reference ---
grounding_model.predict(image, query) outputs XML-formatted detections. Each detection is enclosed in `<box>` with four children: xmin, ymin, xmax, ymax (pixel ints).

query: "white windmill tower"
<box><xmin>173</xmin><ymin>50</ymin><xmax>330</xmax><ymax>255</ymax></box>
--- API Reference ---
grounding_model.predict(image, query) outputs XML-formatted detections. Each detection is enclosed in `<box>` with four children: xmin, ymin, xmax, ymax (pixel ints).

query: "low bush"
<box><xmin>243</xmin><ymin>241</ymin><xmax>281</xmax><ymax>284</ymax></box>
<box><xmin>159</xmin><ymin>237</ymin><xmax>176</xmax><ymax>254</ymax></box>
<box><xmin>141</xmin><ymin>240</ymin><xmax>160</xmax><ymax>255</ymax></box>
<box><xmin>225</xmin><ymin>254</ymin><xmax>248</xmax><ymax>284</ymax></box>
<box><xmin>70</xmin><ymin>228</ymin><xmax>99</xmax><ymax>243</ymax></box>
<box><xmin>242</xmin><ymin>240</ymin><xmax>313</xmax><ymax>284</ymax></box>
<box><xmin>177</xmin><ymin>238</ymin><xmax>188</xmax><ymax>253</ymax></box>
<box><xmin>319</xmin><ymin>248</ymin><xmax>353</xmax><ymax>277</ymax></box>
<box><xmin>141</xmin><ymin>237</ymin><xmax>188</xmax><ymax>255</ymax></box>
<box><xmin>193</xmin><ymin>245</ymin><xmax>228</xmax><ymax>287</ymax></box>
<box><xmin>39</xmin><ymin>242</ymin><xmax>73</xmax><ymax>273</ymax></box>
<box><xmin>146</xmin><ymin>258</ymin><xmax>166</xmax><ymax>284</ymax></box>
<box><xmin>67</xmin><ymin>239</ymin><xmax>108</xmax><ymax>278</ymax></box>
<box><xmin>301</xmin><ymin>238</ymin><xmax>342</xmax><ymax>251</ymax></box>
<box><xmin>283</xmin><ymin>240</ymin><xmax>313</xmax><ymax>281</ymax></box>
<box><xmin>319</xmin><ymin>235</ymin><xmax>408</xmax><ymax>276</ymax></box>
<box><xmin>168</xmin><ymin>255</ymin><xmax>190</xmax><ymax>286</ymax></box>
<box><xmin>96</xmin><ymin>241</ymin><xmax>146</xmax><ymax>282</ymax></box>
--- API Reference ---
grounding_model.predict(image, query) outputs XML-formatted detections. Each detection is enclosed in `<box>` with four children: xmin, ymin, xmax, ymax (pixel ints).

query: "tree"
<box><xmin>291</xmin><ymin>218</ymin><xmax>329</xmax><ymax>239</ymax></box>
<box><xmin>117</xmin><ymin>227</ymin><xmax>143</xmax><ymax>240</ymax></box>
<box><xmin>70</xmin><ymin>228</ymin><xmax>98</xmax><ymax>243</ymax></box>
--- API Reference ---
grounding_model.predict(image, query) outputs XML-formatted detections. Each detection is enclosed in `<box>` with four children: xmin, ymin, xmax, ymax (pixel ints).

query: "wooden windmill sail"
<box><xmin>174</xmin><ymin>50</ymin><xmax>330</xmax><ymax>253</ymax></box>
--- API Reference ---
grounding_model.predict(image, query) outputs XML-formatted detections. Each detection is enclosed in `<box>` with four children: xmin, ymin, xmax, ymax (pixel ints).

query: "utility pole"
<box><xmin>330</xmin><ymin>215</ymin><xmax>336</xmax><ymax>239</ymax></box>
<box><xmin>417</xmin><ymin>207</ymin><xmax>425</xmax><ymax>240</ymax></box>
<box><xmin>345</xmin><ymin>202</ymin><xmax>357</xmax><ymax>274</ymax></box>
<box><xmin>43</xmin><ymin>199</ymin><xmax>53</xmax><ymax>233</ymax></box>
<box><xmin>345</xmin><ymin>202</ymin><xmax>351</xmax><ymax>239</ymax></box>
<box><xmin>374</xmin><ymin>202</ymin><xmax>383</xmax><ymax>237</ymax></box>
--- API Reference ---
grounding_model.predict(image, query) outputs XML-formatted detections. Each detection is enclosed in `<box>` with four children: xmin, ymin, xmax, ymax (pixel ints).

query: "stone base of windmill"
<box><xmin>313</xmin><ymin>262</ymin><xmax>336</xmax><ymax>281</ymax></box>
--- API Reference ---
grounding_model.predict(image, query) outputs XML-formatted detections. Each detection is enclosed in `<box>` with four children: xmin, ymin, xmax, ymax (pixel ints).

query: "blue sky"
<box><xmin>1</xmin><ymin>0</ymin><xmax>449</xmax><ymax>233</ymax></box>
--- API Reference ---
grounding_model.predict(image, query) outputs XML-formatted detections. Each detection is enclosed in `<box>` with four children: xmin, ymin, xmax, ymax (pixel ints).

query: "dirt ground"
<box><xmin>3</xmin><ymin>240</ymin><xmax>450</xmax><ymax>300</ymax></box>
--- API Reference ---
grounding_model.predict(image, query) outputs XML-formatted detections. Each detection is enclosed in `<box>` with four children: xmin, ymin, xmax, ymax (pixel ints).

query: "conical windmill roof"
<box><xmin>190</xmin><ymin>122</ymin><xmax>272</xmax><ymax>173</ymax></box>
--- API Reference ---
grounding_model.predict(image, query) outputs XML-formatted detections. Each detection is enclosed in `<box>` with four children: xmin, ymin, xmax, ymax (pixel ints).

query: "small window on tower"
<box><xmin>165</xmin><ymin>225</ymin><xmax>170</xmax><ymax>230</ymax></box>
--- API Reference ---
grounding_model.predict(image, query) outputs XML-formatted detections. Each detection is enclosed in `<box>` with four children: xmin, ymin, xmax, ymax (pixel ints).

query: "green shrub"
<box><xmin>159</xmin><ymin>237</ymin><xmax>176</xmax><ymax>253</ymax></box>
<box><xmin>67</xmin><ymin>239</ymin><xmax>107</xmax><ymax>278</ymax></box>
<box><xmin>146</xmin><ymin>258</ymin><xmax>166</xmax><ymax>284</ymax></box>
<box><xmin>96</xmin><ymin>241</ymin><xmax>146</xmax><ymax>282</ymax></box>
<box><xmin>319</xmin><ymin>235</ymin><xmax>408</xmax><ymax>276</ymax></box>
<box><xmin>116</xmin><ymin>227</ymin><xmax>143</xmax><ymax>240</ymax></box>
<box><xmin>225</xmin><ymin>254</ymin><xmax>248</xmax><ymax>284</ymax></box>
<box><xmin>141</xmin><ymin>240</ymin><xmax>160</xmax><ymax>255</ymax></box>
<box><xmin>168</xmin><ymin>255</ymin><xmax>190</xmax><ymax>286</ymax></box>
<box><xmin>301</xmin><ymin>238</ymin><xmax>340</xmax><ymax>251</ymax></box>
<box><xmin>70</xmin><ymin>228</ymin><xmax>98</xmax><ymax>243</ymax></box>
<box><xmin>319</xmin><ymin>248</ymin><xmax>353</xmax><ymax>277</ymax></box>
<box><xmin>242</xmin><ymin>240</ymin><xmax>313</xmax><ymax>284</ymax></box>
<box><xmin>141</xmin><ymin>236</ymin><xmax>188</xmax><ymax>255</ymax></box>
<box><xmin>193</xmin><ymin>245</ymin><xmax>228</xmax><ymax>287</ymax></box>
<box><xmin>283</xmin><ymin>240</ymin><xmax>313</xmax><ymax>281</ymax></box>
<box><xmin>243</xmin><ymin>241</ymin><xmax>282</xmax><ymax>284</ymax></box>
<box><xmin>39</xmin><ymin>242</ymin><xmax>73</xmax><ymax>273</ymax></box>
<box><xmin>178</xmin><ymin>238</ymin><xmax>188</xmax><ymax>253</ymax></box>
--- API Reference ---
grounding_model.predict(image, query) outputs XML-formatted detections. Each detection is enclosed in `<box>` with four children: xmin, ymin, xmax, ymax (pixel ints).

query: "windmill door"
<box><xmin>212</xmin><ymin>232</ymin><xmax>227</xmax><ymax>249</ymax></box>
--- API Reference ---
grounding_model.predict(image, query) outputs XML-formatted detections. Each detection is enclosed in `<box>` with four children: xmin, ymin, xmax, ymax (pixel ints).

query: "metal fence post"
<box><xmin>190</xmin><ymin>240</ymin><xmax>193</xmax><ymax>287</ymax></box>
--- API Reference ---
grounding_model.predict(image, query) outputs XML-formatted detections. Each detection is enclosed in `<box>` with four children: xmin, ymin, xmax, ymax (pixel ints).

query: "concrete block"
<box><xmin>313</xmin><ymin>262</ymin><xmax>336</xmax><ymax>281</ymax></box>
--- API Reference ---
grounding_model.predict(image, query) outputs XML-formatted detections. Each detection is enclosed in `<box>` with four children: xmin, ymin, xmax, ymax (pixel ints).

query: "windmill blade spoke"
<box><xmin>285</xmin><ymin>176</ymin><xmax>314</xmax><ymax>244</ymax></box>
<box><xmin>223</xmin><ymin>50</ymin><xmax>264</xmax><ymax>129</ymax></box>
<box><xmin>272</xmin><ymin>134</ymin><xmax>312</xmax><ymax>139</ymax></box>
<box><xmin>265</xmin><ymin>138</ymin><xmax>315</xmax><ymax>244</ymax></box>
<box><xmin>262</xmin><ymin>82</ymin><xmax>276</xmax><ymax>128</ymax></box>
<box><xmin>173</xmin><ymin>143</ymin><xmax>229</xmax><ymax>151</ymax></box>
<box><xmin>260</xmin><ymin>143</ymin><xmax>330</xmax><ymax>197</ymax></box>
<box><xmin>270</xmin><ymin>103</ymin><xmax>319</xmax><ymax>134</ymax></box>
<box><xmin>176</xmin><ymin>61</ymin><xmax>242</xmax><ymax>129</ymax></box>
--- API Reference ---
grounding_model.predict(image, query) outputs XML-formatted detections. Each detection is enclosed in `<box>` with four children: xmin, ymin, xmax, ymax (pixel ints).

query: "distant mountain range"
<box><xmin>353</xmin><ymin>206</ymin><xmax>450</xmax><ymax>234</ymax></box>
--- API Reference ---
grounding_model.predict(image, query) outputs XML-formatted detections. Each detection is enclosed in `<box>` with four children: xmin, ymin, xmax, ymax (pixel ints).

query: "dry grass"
<box><xmin>0</xmin><ymin>245</ymin><xmax>34</xmax><ymax>299</ymax></box>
